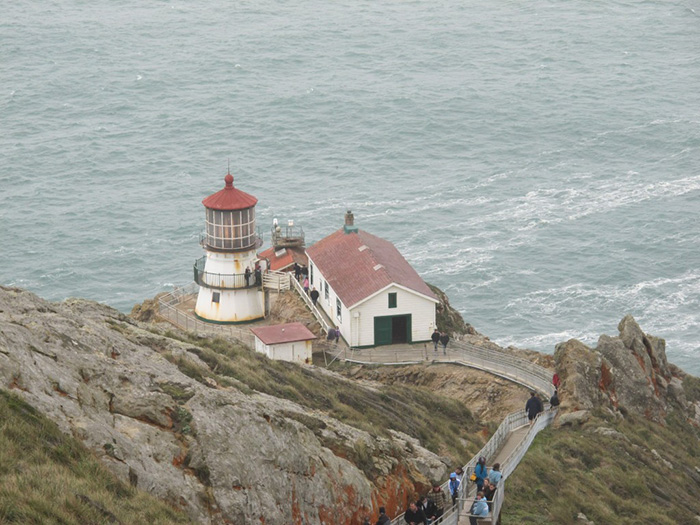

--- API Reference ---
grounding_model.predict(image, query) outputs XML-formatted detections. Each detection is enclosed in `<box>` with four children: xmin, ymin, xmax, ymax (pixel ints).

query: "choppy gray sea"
<box><xmin>2</xmin><ymin>0</ymin><xmax>699</xmax><ymax>372</ymax></box>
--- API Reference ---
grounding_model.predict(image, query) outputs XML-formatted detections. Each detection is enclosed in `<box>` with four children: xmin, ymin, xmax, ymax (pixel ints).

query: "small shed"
<box><xmin>250</xmin><ymin>322</ymin><xmax>316</xmax><ymax>363</ymax></box>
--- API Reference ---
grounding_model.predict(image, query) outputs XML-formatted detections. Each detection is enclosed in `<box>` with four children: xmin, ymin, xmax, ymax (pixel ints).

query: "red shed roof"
<box><xmin>250</xmin><ymin>322</ymin><xmax>316</xmax><ymax>345</ymax></box>
<box><xmin>306</xmin><ymin>228</ymin><xmax>437</xmax><ymax>308</ymax></box>
<box><xmin>258</xmin><ymin>246</ymin><xmax>308</xmax><ymax>272</ymax></box>
<box><xmin>202</xmin><ymin>173</ymin><xmax>258</xmax><ymax>211</ymax></box>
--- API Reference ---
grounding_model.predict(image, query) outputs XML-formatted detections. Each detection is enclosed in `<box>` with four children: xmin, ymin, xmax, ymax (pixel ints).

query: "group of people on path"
<box><xmin>466</xmin><ymin>457</ymin><xmax>502</xmax><ymax>524</ymax></box>
<box><xmin>430</xmin><ymin>329</ymin><xmax>450</xmax><ymax>355</ymax></box>
<box><xmin>366</xmin><ymin>459</ymin><xmax>503</xmax><ymax>525</ymax></box>
<box><xmin>371</xmin><ymin>377</ymin><xmax>563</xmax><ymax>525</ymax></box>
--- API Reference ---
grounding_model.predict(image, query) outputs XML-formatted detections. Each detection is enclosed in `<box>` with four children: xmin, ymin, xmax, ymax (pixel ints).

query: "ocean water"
<box><xmin>2</xmin><ymin>0</ymin><xmax>699</xmax><ymax>373</ymax></box>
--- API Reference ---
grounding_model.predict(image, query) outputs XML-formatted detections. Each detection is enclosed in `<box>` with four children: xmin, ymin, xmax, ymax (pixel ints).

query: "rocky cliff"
<box><xmin>554</xmin><ymin>315</ymin><xmax>698</xmax><ymax>425</ymax></box>
<box><xmin>0</xmin><ymin>286</ymin><xmax>482</xmax><ymax>524</ymax></box>
<box><xmin>505</xmin><ymin>317</ymin><xmax>700</xmax><ymax>524</ymax></box>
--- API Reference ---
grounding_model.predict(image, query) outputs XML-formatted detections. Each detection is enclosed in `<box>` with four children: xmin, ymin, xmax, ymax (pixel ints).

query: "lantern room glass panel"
<box><xmin>205</xmin><ymin>207</ymin><xmax>257</xmax><ymax>250</ymax></box>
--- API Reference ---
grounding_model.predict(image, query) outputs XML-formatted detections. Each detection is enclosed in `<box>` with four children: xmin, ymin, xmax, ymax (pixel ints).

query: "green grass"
<box><xmin>0</xmin><ymin>390</ymin><xmax>190</xmax><ymax>524</ymax></box>
<box><xmin>502</xmin><ymin>409</ymin><xmax>700</xmax><ymax>524</ymax></box>
<box><xmin>148</xmin><ymin>331</ymin><xmax>483</xmax><ymax>468</ymax></box>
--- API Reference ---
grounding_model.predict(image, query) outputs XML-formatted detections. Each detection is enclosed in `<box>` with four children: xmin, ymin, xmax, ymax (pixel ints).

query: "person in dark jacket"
<box><xmin>431</xmin><ymin>329</ymin><xmax>440</xmax><ymax>352</ymax></box>
<box><xmin>244</xmin><ymin>267</ymin><xmax>251</xmax><ymax>287</ymax></box>
<box><xmin>550</xmin><ymin>390</ymin><xmax>560</xmax><ymax>407</ymax></box>
<box><xmin>439</xmin><ymin>332</ymin><xmax>449</xmax><ymax>355</ymax></box>
<box><xmin>403</xmin><ymin>501</ymin><xmax>426</xmax><ymax>525</ymax></box>
<box><xmin>525</xmin><ymin>391</ymin><xmax>543</xmax><ymax>423</ymax></box>
<box><xmin>418</xmin><ymin>495</ymin><xmax>435</xmax><ymax>524</ymax></box>
<box><xmin>482</xmin><ymin>479</ymin><xmax>497</xmax><ymax>510</ymax></box>
<box><xmin>293</xmin><ymin>263</ymin><xmax>301</xmax><ymax>281</ymax></box>
<box><xmin>310</xmin><ymin>287</ymin><xmax>319</xmax><ymax>306</ymax></box>
<box><xmin>375</xmin><ymin>507</ymin><xmax>391</xmax><ymax>525</ymax></box>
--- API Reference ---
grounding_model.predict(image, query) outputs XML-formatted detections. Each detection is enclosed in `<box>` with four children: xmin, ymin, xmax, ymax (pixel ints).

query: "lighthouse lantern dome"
<box><xmin>202</xmin><ymin>173</ymin><xmax>260</xmax><ymax>252</ymax></box>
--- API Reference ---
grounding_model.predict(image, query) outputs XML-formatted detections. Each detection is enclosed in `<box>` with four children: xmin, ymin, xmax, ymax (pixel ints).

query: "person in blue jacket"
<box><xmin>474</xmin><ymin>456</ymin><xmax>488</xmax><ymax>492</ymax></box>
<box><xmin>468</xmin><ymin>492</ymin><xmax>489</xmax><ymax>525</ymax></box>
<box><xmin>448</xmin><ymin>472</ymin><xmax>460</xmax><ymax>506</ymax></box>
<box><xmin>487</xmin><ymin>462</ymin><xmax>502</xmax><ymax>486</ymax></box>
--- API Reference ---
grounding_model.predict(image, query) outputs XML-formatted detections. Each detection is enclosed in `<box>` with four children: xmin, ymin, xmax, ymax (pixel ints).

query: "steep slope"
<box><xmin>0</xmin><ymin>286</ymin><xmax>486</xmax><ymax>524</ymax></box>
<box><xmin>0</xmin><ymin>389</ymin><xmax>190</xmax><ymax>524</ymax></box>
<box><xmin>503</xmin><ymin>317</ymin><xmax>700</xmax><ymax>524</ymax></box>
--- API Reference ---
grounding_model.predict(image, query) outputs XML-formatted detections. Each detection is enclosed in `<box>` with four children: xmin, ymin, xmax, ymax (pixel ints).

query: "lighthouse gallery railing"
<box><xmin>193</xmin><ymin>256</ymin><xmax>260</xmax><ymax>290</ymax></box>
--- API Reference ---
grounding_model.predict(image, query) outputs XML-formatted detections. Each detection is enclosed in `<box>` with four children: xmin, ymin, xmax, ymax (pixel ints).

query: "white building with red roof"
<box><xmin>250</xmin><ymin>322</ymin><xmax>316</xmax><ymax>363</ymax></box>
<box><xmin>305</xmin><ymin>211</ymin><xmax>438</xmax><ymax>347</ymax></box>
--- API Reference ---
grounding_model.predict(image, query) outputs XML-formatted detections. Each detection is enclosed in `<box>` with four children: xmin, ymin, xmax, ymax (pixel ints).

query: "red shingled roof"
<box><xmin>250</xmin><ymin>322</ymin><xmax>316</xmax><ymax>345</ymax></box>
<box><xmin>258</xmin><ymin>246</ymin><xmax>308</xmax><ymax>272</ymax></box>
<box><xmin>306</xmin><ymin>229</ymin><xmax>437</xmax><ymax>307</ymax></box>
<box><xmin>202</xmin><ymin>174</ymin><xmax>258</xmax><ymax>211</ymax></box>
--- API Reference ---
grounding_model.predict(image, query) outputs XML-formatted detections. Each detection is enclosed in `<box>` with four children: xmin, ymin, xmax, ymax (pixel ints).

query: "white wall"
<box><xmin>307</xmin><ymin>253</ymin><xmax>435</xmax><ymax>347</ymax></box>
<box><xmin>195</xmin><ymin>248</ymin><xmax>265</xmax><ymax>322</ymax></box>
<box><xmin>195</xmin><ymin>286</ymin><xmax>264</xmax><ymax>323</ymax></box>
<box><xmin>352</xmin><ymin>285</ymin><xmax>436</xmax><ymax>347</ymax></box>
<box><xmin>254</xmin><ymin>337</ymin><xmax>312</xmax><ymax>363</ymax></box>
<box><xmin>307</xmin><ymin>256</ymin><xmax>350</xmax><ymax>342</ymax></box>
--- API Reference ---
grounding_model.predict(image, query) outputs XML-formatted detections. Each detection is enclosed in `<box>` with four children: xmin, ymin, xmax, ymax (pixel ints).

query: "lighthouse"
<box><xmin>194</xmin><ymin>172</ymin><xmax>265</xmax><ymax>323</ymax></box>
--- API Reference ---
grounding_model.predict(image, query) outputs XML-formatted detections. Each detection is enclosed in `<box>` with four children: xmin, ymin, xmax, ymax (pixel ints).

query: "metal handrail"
<box><xmin>339</xmin><ymin>342</ymin><xmax>554</xmax><ymax>398</ymax></box>
<box><xmin>156</xmin><ymin>283</ymin><xmax>557</xmax><ymax>524</ymax></box>
<box><xmin>193</xmin><ymin>256</ymin><xmax>261</xmax><ymax>290</ymax></box>
<box><xmin>290</xmin><ymin>275</ymin><xmax>332</xmax><ymax>335</ymax></box>
<box><xmin>156</xmin><ymin>285</ymin><xmax>256</xmax><ymax>346</ymax></box>
<box><xmin>384</xmin><ymin>344</ymin><xmax>555</xmax><ymax>525</ymax></box>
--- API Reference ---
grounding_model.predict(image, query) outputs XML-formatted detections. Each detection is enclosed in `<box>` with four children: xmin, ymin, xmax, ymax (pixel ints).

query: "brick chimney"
<box><xmin>344</xmin><ymin>210</ymin><xmax>358</xmax><ymax>234</ymax></box>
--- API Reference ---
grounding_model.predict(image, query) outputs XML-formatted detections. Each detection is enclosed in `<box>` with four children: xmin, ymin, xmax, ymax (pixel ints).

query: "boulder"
<box><xmin>554</xmin><ymin>339</ymin><xmax>606</xmax><ymax>411</ymax></box>
<box><xmin>556</xmin><ymin>410</ymin><xmax>590</xmax><ymax>427</ymax></box>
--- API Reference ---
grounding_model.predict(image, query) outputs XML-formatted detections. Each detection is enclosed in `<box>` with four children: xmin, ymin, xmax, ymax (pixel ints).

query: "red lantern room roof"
<box><xmin>201</xmin><ymin>173</ymin><xmax>258</xmax><ymax>211</ymax></box>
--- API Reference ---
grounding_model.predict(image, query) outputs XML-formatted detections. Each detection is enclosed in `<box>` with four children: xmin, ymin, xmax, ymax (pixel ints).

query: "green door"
<box><xmin>374</xmin><ymin>316</ymin><xmax>392</xmax><ymax>346</ymax></box>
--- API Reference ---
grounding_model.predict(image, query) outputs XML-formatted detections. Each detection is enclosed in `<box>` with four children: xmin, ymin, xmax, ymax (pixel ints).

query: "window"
<box><xmin>310</xmin><ymin>264</ymin><xmax>314</xmax><ymax>285</ymax></box>
<box><xmin>324</xmin><ymin>281</ymin><xmax>329</xmax><ymax>300</ymax></box>
<box><xmin>212</xmin><ymin>292</ymin><xmax>220</xmax><ymax>303</ymax></box>
<box><xmin>388</xmin><ymin>292</ymin><xmax>397</xmax><ymax>309</ymax></box>
<box><xmin>336</xmin><ymin>297</ymin><xmax>342</xmax><ymax>320</ymax></box>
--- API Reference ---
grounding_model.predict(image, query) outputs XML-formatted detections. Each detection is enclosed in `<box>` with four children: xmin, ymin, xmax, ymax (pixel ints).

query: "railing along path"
<box><xmin>328</xmin><ymin>344</ymin><xmax>556</xmax><ymax>525</ymax></box>
<box><xmin>334</xmin><ymin>342</ymin><xmax>557</xmax><ymax>525</ymax></box>
<box><xmin>159</xmin><ymin>276</ymin><xmax>557</xmax><ymax>524</ymax></box>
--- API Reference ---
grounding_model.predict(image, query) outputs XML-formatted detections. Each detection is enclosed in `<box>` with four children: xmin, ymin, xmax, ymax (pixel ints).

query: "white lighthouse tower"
<box><xmin>194</xmin><ymin>172</ymin><xmax>265</xmax><ymax>323</ymax></box>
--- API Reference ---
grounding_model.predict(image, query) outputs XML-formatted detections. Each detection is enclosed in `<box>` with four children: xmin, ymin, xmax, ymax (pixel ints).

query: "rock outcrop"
<box><xmin>554</xmin><ymin>315</ymin><xmax>694</xmax><ymax>423</ymax></box>
<box><xmin>0</xmin><ymin>286</ymin><xmax>449</xmax><ymax>524</ymax></box>
<box><xmin>427</xmin><ymin>284</ymin><xmax>478</xmax><ymax>336</ymax></box>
